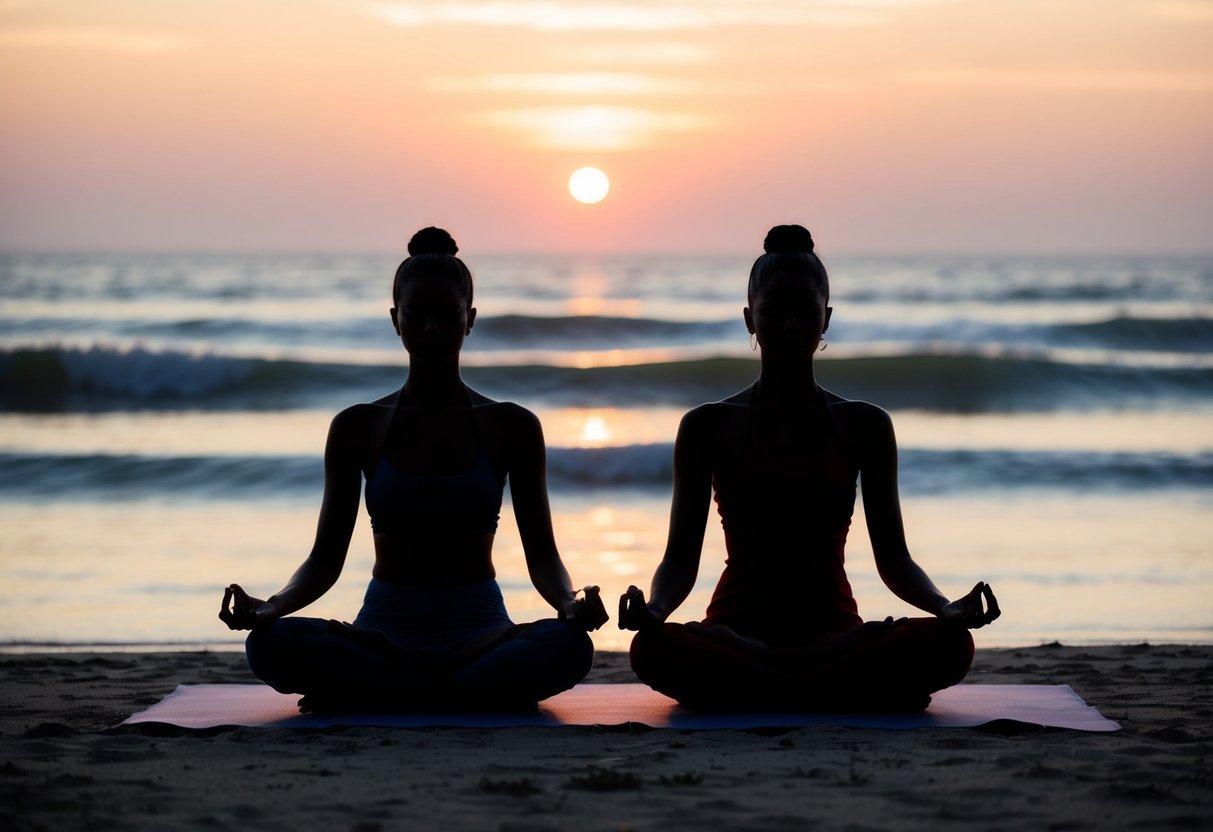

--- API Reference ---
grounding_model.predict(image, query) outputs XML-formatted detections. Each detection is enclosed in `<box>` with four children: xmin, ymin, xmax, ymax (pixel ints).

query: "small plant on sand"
<box><xmin>478</xmin><ymin>776</ymin><xmax>542</xmax><ymax>796</ymax></box>
<box><xmin>566</xmin><ymin>768</ymin><xmax>641</xmax><ymax>791</ymax></box>
<box><xmin>846</xmin><ymin>764</ymin><xmax>872</xmax><ymax>786</ymax></box>
<box><xmin>657</xmin><ymin>772</ymin><xmax>703</xmax><ymax>787</ymax></box>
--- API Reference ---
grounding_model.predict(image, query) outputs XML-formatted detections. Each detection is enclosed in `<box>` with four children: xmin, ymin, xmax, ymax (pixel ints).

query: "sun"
<box><xmin>580</xmin><ymin>414</ymin><xmax>611</xmax><ymax>444</ymax></box>
<box><xmin>569</xmin><ymin>167</ymin><xmax>610</xmax><ymax>204</ymax></box>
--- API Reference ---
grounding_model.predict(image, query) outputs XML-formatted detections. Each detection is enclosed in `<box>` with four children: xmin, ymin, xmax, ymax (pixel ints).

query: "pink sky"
<box><xmin>1</xmin><ymin>0</ymin><xmax>1210</xmax><ymax>253</ymax></box>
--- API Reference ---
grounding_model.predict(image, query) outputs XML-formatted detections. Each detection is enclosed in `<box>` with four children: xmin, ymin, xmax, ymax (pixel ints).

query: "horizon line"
<box><xmin>3</xmin><ymin>247</ymin><xmax>1212</xmax><ymax>259</ymax></box>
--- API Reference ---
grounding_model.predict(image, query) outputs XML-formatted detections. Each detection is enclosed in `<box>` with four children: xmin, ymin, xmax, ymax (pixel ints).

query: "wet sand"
<box><xmin>1</xmin><ymin>644</ymin><xmax>1209</xmax><ymax>830</ymax></box>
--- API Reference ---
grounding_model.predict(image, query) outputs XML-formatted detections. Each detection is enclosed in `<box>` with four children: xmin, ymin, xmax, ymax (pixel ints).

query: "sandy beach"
<box><xmin>0</xmin><ymin>644</ymin><xmax>1209</xmax><ymax>830</ymax></box>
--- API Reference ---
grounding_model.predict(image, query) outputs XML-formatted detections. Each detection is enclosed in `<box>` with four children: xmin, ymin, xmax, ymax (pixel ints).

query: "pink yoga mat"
<box><xmin>122</xmin><ymin>683</ymin><xmax>1121</xmax><ymax>732</ymax></box>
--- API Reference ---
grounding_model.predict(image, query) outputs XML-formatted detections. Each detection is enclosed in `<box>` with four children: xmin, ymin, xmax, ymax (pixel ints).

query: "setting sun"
<box><xmin>580</xmin><ymin>415</ymin><xmax>611</xmax><ymax>444</ymax></box>
<box><xmin>568</xmin><ymin>167</ymin><xmax>610</xmax><ymax>205</ymax></box>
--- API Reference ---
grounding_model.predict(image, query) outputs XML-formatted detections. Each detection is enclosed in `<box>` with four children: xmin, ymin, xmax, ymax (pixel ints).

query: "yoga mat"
<box><xmin>123</xmin><ymin>683</ymin><xmax>1120</xmax><ymax>732</ymax></box>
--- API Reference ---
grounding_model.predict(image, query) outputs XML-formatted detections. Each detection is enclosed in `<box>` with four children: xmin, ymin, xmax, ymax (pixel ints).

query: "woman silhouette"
<box><xmin>221</xmin><ymin>227</ymin><xmax>607</xmax><ymax>711</ymax></box>
<box><xmin>619</xmin><ymin>225</ymin><xmax>999</xmax><ymax>711</ymax></box>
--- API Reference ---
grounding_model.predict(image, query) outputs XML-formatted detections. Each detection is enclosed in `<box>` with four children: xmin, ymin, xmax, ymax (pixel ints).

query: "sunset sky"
<box><xmin>1</xmin><ymin>0</ymin><xmax>1210</xmax><ymax>253</ymax></box>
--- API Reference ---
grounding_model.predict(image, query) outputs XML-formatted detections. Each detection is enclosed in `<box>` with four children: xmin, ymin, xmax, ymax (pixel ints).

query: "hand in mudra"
<box><xmin>617</xmin><ymin>586</ymin><xmax>662</xmax><ymax>631</ymax></box>
<box><xmin>561</xmin><ymin>585</ymin><xmax>610</xmax><ymax>631</ymax></box>
<box><xmin>939</xmin><ymin>581</ymin><xmax>1001</xmax><ymax>629</ymax></box>
<box><xmin>218</xmin><ymin>584</ymin><xmax>277</xmax><ymax>630</ymax></box>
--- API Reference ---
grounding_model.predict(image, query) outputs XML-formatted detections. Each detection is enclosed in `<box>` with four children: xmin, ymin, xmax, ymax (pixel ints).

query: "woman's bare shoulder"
<box><xmin>467</xmin><ymin>387</ymin><xmax>524</xmax><ymax>418</ymax></box>
<box><xmin>466</xmin><ymin>386</ymin><xmax>499</xmax><ymax>407</ymax></box>
<box><xmin>720</xmin><ymin>383</ymin><xmax>756</xmax><ymax>406</ymax></box>
<box><xmin>333</xmin><ymin>396</ymin><xmax>394</xmax><ymax>426</ymax></box>
<box><xmin>327</xmin><ymin>398</ymin><xmax>395</xmax><ymax>457</ymax></box>
<box><xmin>687</xmin><ymin>384</ymin><xmax>755</xmax><ymax>417</ymax></box>
<box><xmin>468</xmin><ymin>395</ymin><xmax>544</xmax><ymax>448</ymax></box>
<box><xmin>678</xmin><ymin>393</ymin><xmax>749</xmax><ymax>442</ymax></box>
<box><xmin>823</xmin><ymin>389</ymin><xmax>896</xmax><ymax>446</ymax></box>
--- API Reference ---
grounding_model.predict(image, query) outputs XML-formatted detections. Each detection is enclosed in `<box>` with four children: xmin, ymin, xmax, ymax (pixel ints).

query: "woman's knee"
<box><xmin>524</xmin><ymin>620</ymin><xmax>594</xmax><ymax>677</ymax></box>
<box><xmin>244</xmin><ymin>619</ymin><xmax>286</xmax><ymax>677</ymax></box>
<box><xmin>900</xmin><ymin>618</ymin><xmax>975</xmax><ymax>687</ymax></box>
<box><xmin>244</xmin><ymin>626</ymin><xmax>277</xmax><ymax>686</ymax></box>
<box><xmin>628</xmin><ymin>624</ymin><xmax>686</xmax><ymax>682</ymax></box>
<box><xmin>934</xmin><ymin>620</ymin><xmax>975</xmax><ymax>682</ymax></box>
<box><xmin>244</xmin><ymin>617</ymin><xmax>326</xmax><ymax>689</ymax></box>
<box><xmin>245</xmin><ymin>616</ymin><xmax>309</xmax><ymax>653</ymax></box>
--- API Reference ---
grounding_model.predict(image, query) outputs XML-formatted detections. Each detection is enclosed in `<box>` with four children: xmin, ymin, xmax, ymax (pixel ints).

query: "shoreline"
<box><xmin>1</xmin><ymin>644</ymin><xmax>1210</xmax><ymax>830</ymax></box>
<box><xmin>3</xmin><ymin>635</ymin><xmax>1211</xmax><ymax>656</ymax></box>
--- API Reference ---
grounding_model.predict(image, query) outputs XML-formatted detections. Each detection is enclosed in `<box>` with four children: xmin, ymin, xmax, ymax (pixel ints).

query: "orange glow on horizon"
<box><xmin>0</xmin><ymin>1</ymin><xmax>1210</xmax><ymax>253</ymax></box>
<box><xmin>579</xmin><ymin>414</ymin><xmax>612</xmax><ymax>445</ymax></box>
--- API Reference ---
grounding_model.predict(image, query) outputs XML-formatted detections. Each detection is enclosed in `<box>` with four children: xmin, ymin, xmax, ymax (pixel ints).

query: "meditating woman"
<box><xmin>220</xmin><ymin>227</ymin><xmax>608</xmax><ymax>711</ymax></box>
<box><xmin>618</xmin><ymin>224</ymin><xmax>1000</xmax><ymax>711</ymax></box>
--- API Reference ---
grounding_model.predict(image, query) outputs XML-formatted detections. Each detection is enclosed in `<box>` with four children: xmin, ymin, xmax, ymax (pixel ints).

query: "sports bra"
<box><xmin>363</xmin><ymin>390</ymin><xmax>504</xmax><ymax>537</ymax></box>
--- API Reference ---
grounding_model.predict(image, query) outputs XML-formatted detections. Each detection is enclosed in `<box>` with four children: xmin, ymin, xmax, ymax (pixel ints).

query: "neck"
<box><xmin>756</xmin><ymin>355</ymin><xmax>819</xmax><ymax>407</ymax></box>
<box><xmin>401</xmin><ymin>357</ymin><xmax>466</xmax><ymax>407</ymax></box>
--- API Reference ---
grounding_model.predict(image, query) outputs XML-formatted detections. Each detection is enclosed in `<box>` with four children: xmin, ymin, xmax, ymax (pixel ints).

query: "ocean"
<box><xmin>1</xmin><ymin>251</ymin><xmax>1210</xmax><ymax>651</ymax></box>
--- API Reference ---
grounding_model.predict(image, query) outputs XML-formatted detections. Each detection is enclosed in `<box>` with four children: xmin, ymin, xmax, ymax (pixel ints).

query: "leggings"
<box><xmin>245</xmin><ymin>578</ymin><xmax>593</xmax><ymax>709</ymax></box>
<box><xmin>630</xmin><ymin>617</ymin><xmax>974</xmax><ymax>712</ymax></box>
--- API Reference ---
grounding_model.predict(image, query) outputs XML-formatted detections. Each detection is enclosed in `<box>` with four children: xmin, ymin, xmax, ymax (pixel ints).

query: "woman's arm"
<box><xmin>619</xmin><ymin>406</ymin><xmax>715</xmax><ymax>630</ymax></box>
<box><xmin>219</xmin><ymin>408</ymin><xmax>364</xmax><ymax>629</ymax></box>
<box><xmin>507</xmin><ymin>406</ymin><xmax>607</xmax><ymax>630</ymax></box>
<box><xmin>856</xmin><ymin>404</ymin><xmax>950</xmax><ymax>614</ymax></box>
<box><xmin>855</xmin><ymin>403</ymin><xmax>1000</xmax><ymax>627</ymax></box>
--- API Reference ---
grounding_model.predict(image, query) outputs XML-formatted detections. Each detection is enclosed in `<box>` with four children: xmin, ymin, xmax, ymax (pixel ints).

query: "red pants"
<box><xmin>630</xmin><ymin>617</ymin><xmax>974</xmax><ymax>711</ymax></box>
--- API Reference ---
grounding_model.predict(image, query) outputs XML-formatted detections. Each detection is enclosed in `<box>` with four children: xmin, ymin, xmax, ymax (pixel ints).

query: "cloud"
<box><xmin>373</xmin><ymin>2</ymin><xmax>703</xmax><ymax>30</ymax></box>
<box><xmin>432</xmin><ymin>72</ymin><xmax>696</xmax><ymax>94</ymax></box>
<box><xmin>480</xmin><ymin>105</ymin><xmax>713</xmax><ymax>149</ymax></box>
<box><xmin>569</xmin><ymin>42</ymin><xmax>713</xmax><ymax>65</ymax></box>
<box><xmin>0</xmin><ymin>26</ymin><xmax>187</xmax><ymax>52</ymax></box>
<box><xmin>367</xmin><ymin>1</ymin><xmax>943</xmax><ymax>31</ymax></box>
<box><xmin>902</xmin><ymin>68</ymin><xmax>1213</xmax><ymax>93</ymax></box>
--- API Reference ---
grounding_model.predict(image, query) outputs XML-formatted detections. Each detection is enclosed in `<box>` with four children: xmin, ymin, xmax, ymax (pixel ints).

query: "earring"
<box><xmin>749</xmin><ymin>332</ymin><xmax>757</xmax><ymax>351</ymax></box>
<box><xmin>818</xmin><ymin>338</ymin><xmax>828</xmax><ymax>352</ymax></box>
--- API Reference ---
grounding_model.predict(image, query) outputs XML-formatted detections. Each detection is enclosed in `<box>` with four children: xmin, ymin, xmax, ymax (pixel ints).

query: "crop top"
<box><xmin>364</xmin><ymin>449</ymin><xmax>503</xmax><ymax>536</ymax></box>
<box><xmin>363</xmin><ymin>390</ymin><xmax>505</xmax><ymax>537</ymax></box>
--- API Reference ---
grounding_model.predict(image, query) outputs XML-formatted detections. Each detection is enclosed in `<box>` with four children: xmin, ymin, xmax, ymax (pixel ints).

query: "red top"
<box><xmin>704</xmin><ymin>404</ymin><xmax>863</xmax><ymax>647</ymax></box>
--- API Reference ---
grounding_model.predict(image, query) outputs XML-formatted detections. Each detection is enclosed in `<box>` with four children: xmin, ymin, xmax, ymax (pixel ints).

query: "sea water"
<box><xmin>1</xmin><ymin>252</ymin><xmax>1210</xmax><ymax>650</ymax></box>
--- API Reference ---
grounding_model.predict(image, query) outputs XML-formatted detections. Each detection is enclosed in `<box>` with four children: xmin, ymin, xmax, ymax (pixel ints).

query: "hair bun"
<box><xmin>763</xmin><ymin>224</ymin><xmax>814</xmax><ymax>254</ymax></box>
<box><xmin>408</xmin><ymin>227</ymin><xmax>459</xmax><ymax>257</ymax></box>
